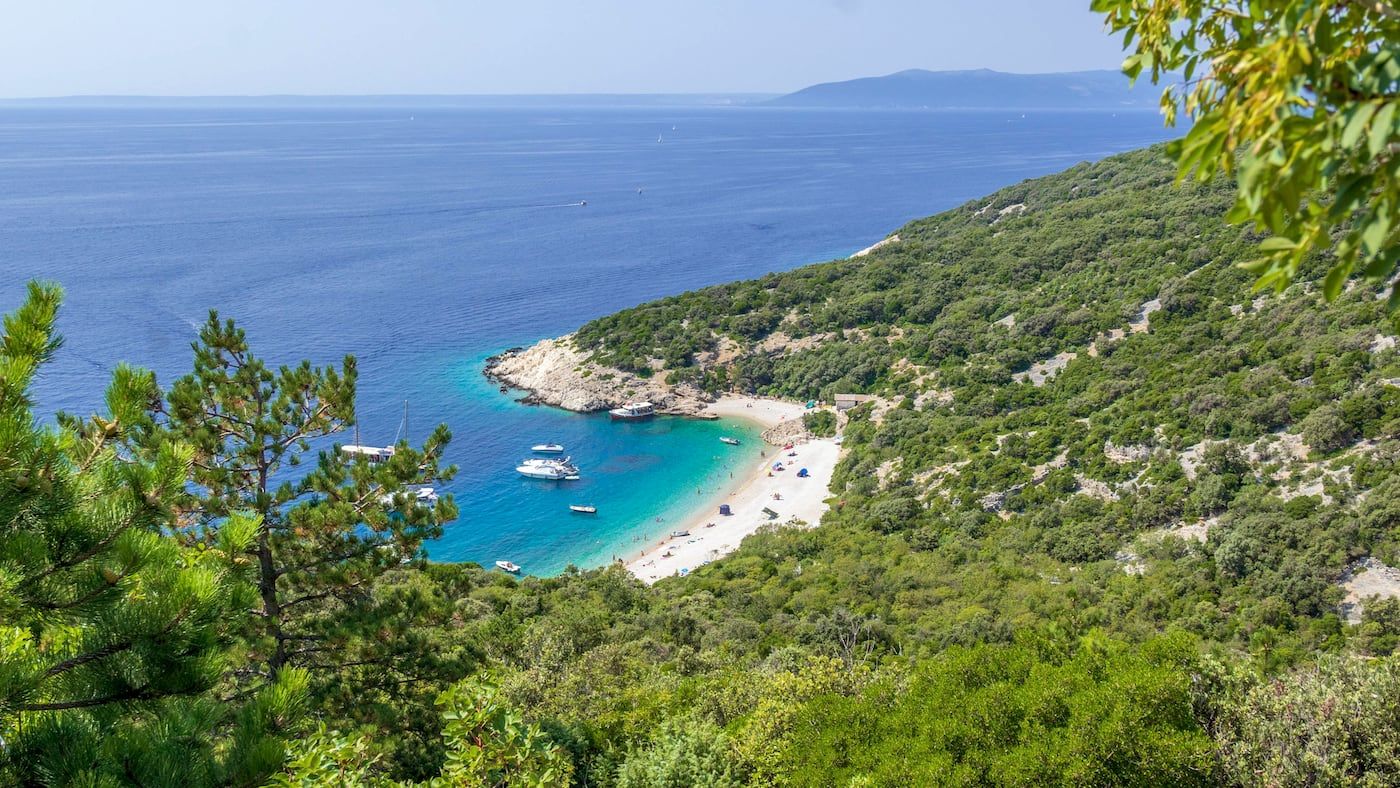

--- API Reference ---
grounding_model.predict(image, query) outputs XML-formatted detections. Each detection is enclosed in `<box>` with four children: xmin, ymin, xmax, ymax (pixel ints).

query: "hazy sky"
<box><xmin>2</xmin><ymin>1</ymin><xmax>1129</xmax><ymax>97</ymax></box>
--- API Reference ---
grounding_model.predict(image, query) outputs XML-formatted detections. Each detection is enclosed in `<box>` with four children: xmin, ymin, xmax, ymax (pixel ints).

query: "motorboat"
<box><xmin>495</xmin><ymin>560</ymin><xmax>521</xmax><ymax>574</ymax></box>
<box><xmin>516</xmin><ymin>456</ymin><xmax>579</xmax><ymax>480</ymax></box>
<box><xmin>379</xmin><ymin>486</ymin><xmax>439</xmax><ymax>508</ymax></box>
<box><xmin>569</xmin><ymin>504</ymin><xmax>597</xmax><ymax>514</ymax></box>
<box><xmin>609</xmin><ymin>402</ymin><xmax>655</xmax><ymax>420</ymax></box>
<box><xmin>719</xmin><ymin>437</ymin><xmax>740</xmax><ymax>445</ymax></box>
<box><xmin>532</xmin><ymin>443</ymin><xmax>565</xmax><ymax>453</ymax></box>
<box><xmin>670</xmin><ymin>529</ymin><xmax>690</xmax><ymax>538</ymax></box>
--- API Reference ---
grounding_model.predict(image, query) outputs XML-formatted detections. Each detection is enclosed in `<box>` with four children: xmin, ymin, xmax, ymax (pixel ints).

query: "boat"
<box><xmin>381</xmin><ymin>486</ymin><xmax>439</xmax><ymax>507</ymax></box>
<box><xmin>531</xmin><ymin>443</ymin><xmax>565</xmax><ymax>453</ymax></box>
<box><xmin>569</xmin><ymin>504</ymin><xmax>597</xmax><ymax>514</ymax></box>
<box><xmin>720</xmin><ymin>437</ymin><xmax>740</xmax><ymax>446</ymax></box>
<box><xmin>342</xmin><ymin>444</ymin><xmax>395</xmax><ymax>463</ymax></box>
<box><xmin>609</xmin><ymin>402</ymin><xmax>655</xmax><ymax>420</ymax></box>
<box><xmin>341</xmin><ymin>400</ymin><xmax>413</xmax><ymax>464</ymax></box>
<box><xmin>516</xmin><ymin>457</ymin><xmax>579</xmax><ymax>480</ymax></box>
<box><xmin>670</xmin><ymin>529</ymin><xmax>690</xmax><ymax>538</ymax></box>
<box><xmin>495</xmin><ymin>560</ymin><xmax>520</xmax><ymax>574</ymax></box>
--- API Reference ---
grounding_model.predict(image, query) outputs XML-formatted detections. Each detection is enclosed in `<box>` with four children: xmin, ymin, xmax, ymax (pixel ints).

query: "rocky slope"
<box><xmin>485</xmin><ymin>334</ymin><xmax>714</xmax><ymax>416</ymax></box>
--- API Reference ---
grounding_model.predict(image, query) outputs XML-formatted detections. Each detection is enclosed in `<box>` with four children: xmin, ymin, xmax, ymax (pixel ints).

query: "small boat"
<box><xmin>570</xmin><ymin>504</ymin><xmax>597</xmax><ymax>514</ymax></box>
<box><xmin>495</xmin><ymin>560</ymin><xmax>521</xmax><ymax>574</ymax></box>
<box><xmin>379</xmin><ymin>486</ymin><xmax>438</xmax><ymax>508</ymax></box>
<box><xmin>342</xmin><ymin>444</ymin><xmax>395</xmax><ymax>463</ymax></box>
<box><xmin>609</xmin><ymin>402</ymin><xmax>655</xmax><ymax>420</ymax></box>
<box><xmin>720</xmin><ymin>437</ymin><xmax>740</xmax><ymax>446</ymax></box>
<box><xmin>670</xmin><ymin>529</ymin><xmax>690</xmax><ymax>538</ymax></box>
<box><xmin>341</xmin><ymin>400</ymin><xmax>414</xmax><ymax>464</ymax></box>
<box><xmin>516</xmin><ymin>457</ymin><xmax>579</xmax><ymax>480</ymax></box>
<box><xmin>532</xmin><ymin>443</ymin><xmax>565</xmax><ymax>453</ymax></box>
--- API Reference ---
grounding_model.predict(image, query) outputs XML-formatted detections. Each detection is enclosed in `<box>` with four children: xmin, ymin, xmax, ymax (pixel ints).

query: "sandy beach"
<box><xmin>625</xmin><ymin>396</ymin><xmax>840</xmax><ymax>584</ymax></box>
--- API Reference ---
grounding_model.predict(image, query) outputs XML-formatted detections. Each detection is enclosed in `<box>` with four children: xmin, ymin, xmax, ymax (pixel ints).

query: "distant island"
<box><xmin>768</xmin><ymin>68</ymin><xmax>1162</xmax><ymax>110</ymax></box>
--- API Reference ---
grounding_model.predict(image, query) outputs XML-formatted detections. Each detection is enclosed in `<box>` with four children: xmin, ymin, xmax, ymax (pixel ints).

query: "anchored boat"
<box><xmin>609</xmin><ymin>402</ymin><xmax>655</xmax><ymax>420</ymax></box>
<box><xmin>516</xmin><ymin>457</ymin><xmax>579</xmax><ymax>480</ymax></box>
<box><xmin>720</xmin><ymin>437</ymin><xmax>740</xmax><ymax>445</ymax></box>
<box><xmin>569</xmin><ymin>504</ymin><xmax>597</xmax><ymax>514</ymax></box>
<box><xmin>341</xmin><ymin>400</ymin><xmax>412</xmax><ymax>464</ymax></box>
<box><xmin>531</xmin><ymin>443</ymin><xmax>564</xmax><ymax>453</ymax></box>
<box><xmin>380</xmin><ymin>486</ymin><xmax>439</xmax><ymax>507</ymax></box>
<box><xmin>495</xmin><ymin>560</ymin><xmax>521</xmax><ymax>574</ymax></box>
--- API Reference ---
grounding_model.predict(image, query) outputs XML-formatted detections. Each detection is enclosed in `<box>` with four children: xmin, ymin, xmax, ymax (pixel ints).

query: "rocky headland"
<box><xmin>485</xmin><ymin>334</ymin><xmax>717</xmax><ymax>417</ymax></box>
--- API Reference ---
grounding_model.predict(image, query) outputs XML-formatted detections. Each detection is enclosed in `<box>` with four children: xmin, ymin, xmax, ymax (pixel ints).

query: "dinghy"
<box><xmin>569</xmin><ymin>504</ymin><xmax>597</xmax><ymax>514</ymax></box>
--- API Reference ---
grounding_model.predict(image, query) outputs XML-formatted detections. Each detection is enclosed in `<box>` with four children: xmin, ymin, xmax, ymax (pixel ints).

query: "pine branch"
<box><xmin>19</xmin><ymin>686</ymin><xmax>155</xmax><ymax>712</ymax></box>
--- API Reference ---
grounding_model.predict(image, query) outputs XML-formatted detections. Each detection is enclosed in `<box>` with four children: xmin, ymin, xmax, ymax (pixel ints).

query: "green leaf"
<box><xmin>1369</xmin><ymin>103</ymin><xmax>1397</xmax><ymax>158</ymax></box>
<box><xmin>1341</xmin><ymin>104</ymin><xmax>1376</xmax><ymax>149</ymax></box>
<box><xmin>1258</xmin><ymin>237</ymin><xmax>1297</xmax><ymax>252</ymax></box>
<box><xmin>1322</xmin><ymin>265</ymin><xmax>1349</xmax><ymax>301</ymax></box>
<box><xmin>1362</xmin><ymin>215</ymin><xmax>1392</xmax><ymax>257</ymax></box>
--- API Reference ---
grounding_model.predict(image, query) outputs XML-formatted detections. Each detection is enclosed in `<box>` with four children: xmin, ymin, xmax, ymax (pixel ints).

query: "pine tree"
<box><xmin>143</xmin><ymin>313</ymin><xmax>457</xmax><ymax>695</ymax></box>
<box><xmin>0</xmin><ymin>282</ymin><xmax>304</xmax><ymax>786</ymax></box>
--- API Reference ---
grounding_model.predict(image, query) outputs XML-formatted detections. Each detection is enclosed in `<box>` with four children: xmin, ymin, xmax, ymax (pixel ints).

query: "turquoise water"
<box><xmin>2</xmin><ymin>105</ymin><xmax>1178</xmax><ymax>574</ymax></box>
<box><xmin>439</xmin><ymin>355</ymin><xmax>764</xmax><ymax>575</ymax></box>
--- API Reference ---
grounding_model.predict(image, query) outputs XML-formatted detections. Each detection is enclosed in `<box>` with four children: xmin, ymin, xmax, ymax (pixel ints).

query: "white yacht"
<box><xmin>531</xmin><ymin>443</ymin><xmax>565</xmax><ymax>453</ymax></box>
<box><xmin>516</xmin><ymin>457</ymin><xmax>579</xmax><ymax>480</ymax></box>
<box><xmin>379</xmin><ymin>486</ymin><xmax>439</xmax><ymax>507</ymax></box>
<box><xmin>609</xmin><ymin>402</ymin><xmax>655</xmax><ymax>420</ymax></box>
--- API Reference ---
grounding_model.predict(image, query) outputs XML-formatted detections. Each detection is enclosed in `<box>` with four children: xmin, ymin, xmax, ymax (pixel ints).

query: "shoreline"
<box><xmin>482</xmin><ymin>339</ymin><xmax>843</xmax><ymax>583</ymax></box>
<box><xmin>619</xmin><ymin>396</ymin><xmax>841</xmax><ymax>584</ymax></box>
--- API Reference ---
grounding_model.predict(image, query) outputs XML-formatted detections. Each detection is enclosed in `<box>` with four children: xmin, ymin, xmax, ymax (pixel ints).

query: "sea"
<box><xmin>0</xmin><ymin>102</ymin><xmax>1177</xmax><ymax>574</ymax></box>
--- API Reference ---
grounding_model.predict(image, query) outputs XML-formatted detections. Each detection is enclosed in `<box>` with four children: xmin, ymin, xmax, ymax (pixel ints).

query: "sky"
<box><xmin>1</xmin><ymin>1</ymin><xmax>1130</xmax><ymax>98</ymax></box>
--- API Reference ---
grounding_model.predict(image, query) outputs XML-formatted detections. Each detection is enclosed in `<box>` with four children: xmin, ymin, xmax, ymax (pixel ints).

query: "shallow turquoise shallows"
<box><xmin>434</xmin><ymin>356</ymin><xmax>764</xmax><ymax>575</ymax></box>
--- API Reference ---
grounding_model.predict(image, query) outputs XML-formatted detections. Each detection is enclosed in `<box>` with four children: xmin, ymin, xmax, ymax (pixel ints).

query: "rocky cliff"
<box><xmin>484</xmin><ymin>335</ymin><xmax>715</xmax><ymax>417</ymax></box>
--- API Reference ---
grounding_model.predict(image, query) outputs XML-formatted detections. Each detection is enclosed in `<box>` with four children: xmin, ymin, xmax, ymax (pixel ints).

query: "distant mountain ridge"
<box><xmin>768</xmin><ymin>68</ymin><xmax>1159</xmax><ymax>110</ymax></box>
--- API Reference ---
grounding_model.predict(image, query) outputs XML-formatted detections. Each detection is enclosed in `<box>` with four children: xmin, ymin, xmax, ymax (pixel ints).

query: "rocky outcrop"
<box><xmin>485</xmin><ymin>335</ymin><xmax>714</xmax><ymax>416</ymax></box>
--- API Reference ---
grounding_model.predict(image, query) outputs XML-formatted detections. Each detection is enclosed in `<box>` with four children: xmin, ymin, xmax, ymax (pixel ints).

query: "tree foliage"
<box><xmin>1094</xmin><ymin>0</ymin><xmax>1400</xmax><ymax>308</ymax></box>
<box><xmin>0</xmin><ymin>284</ymin><xmax>305</xmax><ymax>786</ymax></box>
<box><xmin>139</xmin><ymin>313</ymin><xmax>458</xmax><ymax>694</ymax></box>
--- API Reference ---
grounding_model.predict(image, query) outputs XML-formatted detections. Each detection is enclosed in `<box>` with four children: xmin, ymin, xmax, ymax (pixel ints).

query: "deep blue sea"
<box><xmin>0</xmin><ymin>104</ymin><xmax>1176</xmax><ymax>574</ymax></box>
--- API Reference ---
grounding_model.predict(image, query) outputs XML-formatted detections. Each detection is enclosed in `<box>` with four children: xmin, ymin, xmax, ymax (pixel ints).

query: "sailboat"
<box><xmin>342</xmin><ymin>400</ymin><xmax>412</xmax><ymax>463</ymax></box>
